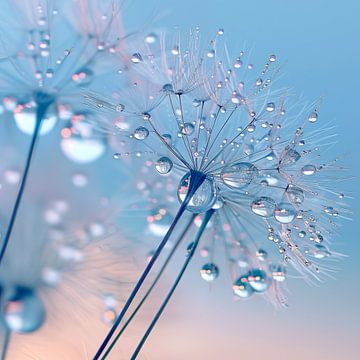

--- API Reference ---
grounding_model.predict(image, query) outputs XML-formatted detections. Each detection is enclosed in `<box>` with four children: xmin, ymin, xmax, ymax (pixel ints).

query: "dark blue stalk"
<box><xmin>0</xmin><ymin>93</ymin><xmax>52</xmax><ymax>265</ymax></box>
<box><xmin>101</xmin><ymin>214</ymin><xmax>196</xmax><ymax>359</ymax></box>
<box><xmin>130</xmin><ymin>209</ymin><xmax>215</xmax><ymax>360</ymax></box>
<box><xmin>1</xmin><ymin>328</ymin><xmax>10</xmax><ymax>360</ymax></box>
<box><xmin>93</xmin><ymin>171</ymin><xmax>206</xmax><ymax>360</ymax></box>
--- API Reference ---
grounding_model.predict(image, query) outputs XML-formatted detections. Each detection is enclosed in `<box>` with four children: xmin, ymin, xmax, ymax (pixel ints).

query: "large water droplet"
<box><xmin>61</xmin><ymin>137</ymin><xmax>106</xmax><ymax>163</ymax></box>
<box><xmin>251</xmin><ymin>197</ymin><xmax>276</xmax><ymax>217</ymax></box>
<box><xmin>14</xmin><ymin>102</ymin><xmax>57</xmax><ymax>136</ymax></box>
<box><xmin>133</xmin><ymin>126</ymin><xmax>149</xmax><ymax>140</ymax></box>
<box><xmin>221</xmin><ymin>162</ymin><xmax>258</xmax><ymax>189</ymax></box>
<box><xmin>274</xmin><ymin>202</ymin><xmax>297</xmax><ymax>223</ymax></box>
<box><xmin>155</xmin><ymin>157</ymin><xmax>173</xmax><ymax>174</ymax></box>
<box><xmin>177</xmin><ymin>172</ymin><xmax>217</xmax><ymax>213</ymax></box>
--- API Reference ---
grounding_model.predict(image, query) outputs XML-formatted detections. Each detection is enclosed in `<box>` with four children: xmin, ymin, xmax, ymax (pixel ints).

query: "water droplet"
<box><xmin>271</xmin><ymin>265</ymin><xmax>286</xmax><ymax>282</ymax></box>
<box><xmin>281</xmin><ymin>147</ymin><xmax>301</xmax><ymax>166</ymax></box>
<box><xmin>162</xmin><ymin>133</ymin><xmax>172</xmax><ymax>144</ymax></box>
<box><xmin>61</xmin><ymin>137</ymin><xmax>106</xmax><ymax>163</ymax></box>
<box><xmin>200</xmin><ymin>263</ymin><xmax>219</xmax><ymax>282</ymax></box>
<box><xmin>145</xmin><ymin>33</ymin><xmax>158</xmax><ymax>44</ymax></box>
<box><xmin>155</xmin><ymin>157</ymin><xmax>173</xmax><ymax>174</ymax></box>
<box><xmin>102</xmin><ymin>308</ymin><xmax>117</xmax><ymax>325</ymax></box>
<box><xmin>231</xmin><ymin>91</ymin><xmax>243</xmax><ymax>104</ymax></box>
<box><xmin>233</xmin><ymin>275</ymin><xmax>254</xmax><ymax>298</ymax></box>
<box><xmin>234</xmin><ymin>58</ymin><xmax>242</xmax><ymax>68</ymax></box>
<box><xmin>72</xmin><ymin>68</ymin><xmax>94</xmax><ymax>86</ymax></box>
<box><xmin>274</xmin><ymin>202</ymin><xmax>296</xmax><ymax>223</ymax></box>
<box><xmin>251</xmin><ymin>197</ymin><xmax>276</xmax><ymax>217</ymax></box>
<box><xmin>171</xmin><ymin>46</ymin><xmax>179</xmax><ymax>55</ymax></box>
<box><xmin>2</xmin><ymin>287</ymin><xmax>45</xmax><ymax>333</ymax></box>
<box><xmin>131</xmin><ymin>53</ymin><xmax>143</xmax><ymax>63</ymax></box>
<box><xmin>312</xmin><ymin>244</ymin><xmax>331</xmax><ymax>259</ymax></box>
<box><xmin>14</xmin><ymin>101</ymin><xmax>57</xmax><ymax>136</ymax></box>
<box><xmin>308</xmin><ymin>111</ymin><xmax>318</xmax><ymax>123</ymax></box>
<box><xmin>266</xmin><ymin>102</ymin><xmax>275</xmax><ymax>112</ymax></box>
<box><xmin>324</xmin><ymin>206</ymin><xmax>339</xmax><ymax>217</ymax></box>
<box><xmin>177</xmin><ymin>172</ymin><xmax>218</xmax><ymax>213</ymax></box>
<box><xmin>269</xmin><ymin>54</ymin><xmax>276</xmax><ymax>62</ymax></box>
<box><xmin>298</xmin><ymin>230</ymin><xmax>306</xmax><ymax>238</ymax></box>
<box><xmin>181</xmin><ymin>123</ymin><xmax>195</xmax><ymax>136</ymax></box>
<box><xmin>286</xmin><ymin>185</ymin><xmax>305</xmax><ymax>204</ymax></box>
<box><xmin>301</xmin><ymin>164</ymin><xmax>316</xmax><ymax>176</ymax></box>
<box><xmin>256</xmin><ymin>249</ymin><xmax>268</xmax><ymax>261</ymax></box>
<box><xmin>134</xmin><ymin>126</ymin><xmax>149</xmax><ymax>140</ymax></box>
<box><xmin>72</xmin><ymin>173</ymin><xmax>88</xmax><ymax>187</ymax></box>
<box><xmin>207</xmin><ymin>49</ymin><xmax>215</xmax><ymax>58</ymax></box>
<box><xmin>248</xmin><ymin>269</ymin><xmax>268</xmax><ymax>292</ymax></box>
<box><xmin>148</xmin><ymin>207</ymin><xmax>173</xmax><ymax>237</ymax></box>
<box><xmin>160</xmin><ymin>85</ymin><xmax>172</xmax><ymax>95</ymax></box>
<box><xmin>221</xmin><ymin>162</ymin><xmax>258</xmax><ymax>189</ymax></box>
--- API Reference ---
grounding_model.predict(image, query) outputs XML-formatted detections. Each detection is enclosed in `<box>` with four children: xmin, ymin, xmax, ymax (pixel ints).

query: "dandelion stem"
<box><xmin>101</xmin><ymin>214</ymin><xmax>196</xmax><ymax>359</ymax></box>
<box><xmin>130</xmin><ymin>209</ymin><xmax>215</xmax><ymax>360</ymax></box>
<box><xmin>1</xmin><ymin>328</ymin><xmax>10</xmax><ymax>360</ymax></box>
<box><xmin>93</xmin><ymin>170</ymin><xmax>206</xmax><ymax>360</ymax></box>
<box><xmin>0</xmin><ymin>94</ymin><xmax>52</xmax><ymax>265</ymax></box>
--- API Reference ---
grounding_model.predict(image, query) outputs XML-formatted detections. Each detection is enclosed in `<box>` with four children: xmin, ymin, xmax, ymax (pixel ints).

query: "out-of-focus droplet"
<box><xmin>233</xmin><ymin>275</ymin><xmax>254</xmax><ymax>298</ymax></box>
<box><xmin>72</xmin><ymin>173</ymin><xmax>88</xmax><ymax>187</ymax></box>
<box><xmin>145</xmin><ymin>33</ymin><xmax>158</xmax><ymax>44</ymax></box>
<box><xmin>71</xmin><ymin>68</ymin><xmax>94</xmax><ymax>86</ymax></box>
<box><xmin>200</xmin><ymin>263</ymin><xmax>219</xmax><ymax>282</ymax></box>
<box><xmin>14</xmin><ymin>102</ymin><xmax>57</xmax><ymax>136</ymax></box>
<box><xmin>148</xmin><ymin>207</ymin><xmax>173</xmax><ymax>237</ymax></box>
<box><xmin>1</xmin><ymin>287</ymin><xmax>45</xmax><ymax>333</ymax></box>
<box><xmin>271</xmin><ymin>265</ymin><xmax>286</xmax><ymax>282</ymax></box>
<box><xmin>248</xmin><ymin>269</ymin><xmax>268</xmax><ymax>292</ymax></box>
<box><xmin>256</xmin><ymin>249</ymin><xmax>268</xmax><ymax>261</ymax></box>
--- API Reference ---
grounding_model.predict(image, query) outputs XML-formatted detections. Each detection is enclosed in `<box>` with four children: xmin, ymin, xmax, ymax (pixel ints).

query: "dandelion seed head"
<box><xmin>87</xmin><ymin>28</ymin><xmax>349</xmax><ymax>306</ymax></box>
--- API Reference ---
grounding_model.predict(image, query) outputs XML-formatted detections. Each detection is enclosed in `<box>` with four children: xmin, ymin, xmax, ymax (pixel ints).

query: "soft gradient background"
<box><xmin>1</xmin><ymin>0</ymin><xmax>359</xmax><ymax>359</ymax></box>
<box><xmin>115</xmin><ymin>1</ymin><xmax>360</xmax><ymax>359</ymax></box>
